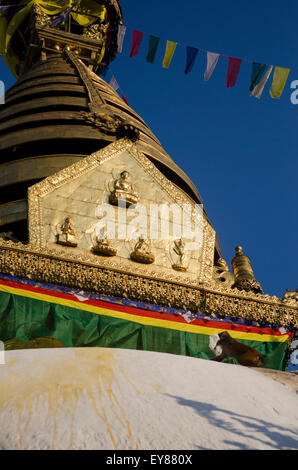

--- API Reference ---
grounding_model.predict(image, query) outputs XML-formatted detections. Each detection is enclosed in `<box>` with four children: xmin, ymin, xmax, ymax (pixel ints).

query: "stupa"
<box><xmin>0</xmin><ymin>0</ymin><xmax>297</xmax><ymax>372</ymax></box>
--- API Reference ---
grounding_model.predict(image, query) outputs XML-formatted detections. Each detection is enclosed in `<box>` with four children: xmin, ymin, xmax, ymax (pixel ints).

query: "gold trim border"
<box><xmin>0</xmin><ymin>240</ymin><xmax>297</xmax><ymax>328</ymax></box>
<box><xmin>27</xmin><ymin>138</ymin><xmax>215</xmax><ymax>284</ymax></box>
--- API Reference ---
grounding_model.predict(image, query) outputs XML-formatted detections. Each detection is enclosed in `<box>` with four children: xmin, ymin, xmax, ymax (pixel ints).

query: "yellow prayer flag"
<box><xmin>162</xmin><ymin>40</ymin><xmax>177</xmax><ymax>69</ymax></box>
<box><xmin>269</xmin><ymin>66</ymin><xmax>290</xmax><ymax>99</ymax></box>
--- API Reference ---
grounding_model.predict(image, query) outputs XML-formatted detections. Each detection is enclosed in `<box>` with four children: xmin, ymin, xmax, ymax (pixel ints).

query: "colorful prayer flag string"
<box><xmin>115</xmin><ymin>23</ymin><xmax>293</xmax><ymax>100</ymax></box>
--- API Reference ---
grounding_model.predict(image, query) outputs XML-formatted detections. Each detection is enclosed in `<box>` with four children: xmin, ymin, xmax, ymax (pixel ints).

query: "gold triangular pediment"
<box><xmin>28</xmin><ymin>138</ymin><xmax>215</xmax><ymax>285</ymax></box>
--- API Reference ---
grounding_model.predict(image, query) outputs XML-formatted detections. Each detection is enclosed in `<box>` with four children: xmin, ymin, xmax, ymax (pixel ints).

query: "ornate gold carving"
<box><xmin>31</xmin><ymin>4</ymin><xmax>51</xmax><ymax>29</ymax></box>
<box><xmin>83</xmin><ymin>23</ymin><xmax>108</xmax><ymax>42</ymax></box>
<box><xmin>27</xmin><ymin>139</ymin><xmax>216</xmax><ymax>284</ymax></box>
<box><xmin>65</xmin><ymin>49</ymin><xmax>106</xmax><ymax>107</ymax></box>
<box><xmin>231</xmin><ymin>246</ymin><xmax>263</xmax><ymax>294</ymax></box>
<box><xmin>212</xmin><ymin>258</ymin><xmax>234</xmax><ymax>289</ymax></box>
<box><xmin>92</xmin><ymin>228</ymin><xmax>117</xmax><ymax>257</ymax></box>
<box><xmin>171</xmin><ymin>238</ymin><xmax>187</xmax><ymax>272</ymax></box>
<box><xmin>0</xmin><ymin>232</ymin><xmax>19</xmax><ymax>243</ymax></box>
<box><xmin>0</xmin><ymin>239</ymin><xmax>297</xmax><ymax>327</ymax></box>
<box><xmin>79</xmin><ymin>111</ymin><xmax>121</xmax><ymax>132</ymax></box>
<box><xmin>57</xmin><ymin>217</ymin><xmax>78</xmax><ymax>247</ymax></box>
<box><xmin>116</xmin><ymin>122</ymin><xmax>140</xmax><ymax>142</ymax></box>
<box><xmin>109</xmin><ymin>170</ymin><xmax>139</xmax><ymax>207</ymax></box>
<box><xmin>130</xmin><ymin>236</ymin><xmax>155</xmax><ymax>264</ymax></box>
<box><xmin>283</xmin><ymin>289</ymin><xmax>298</xmax><ymax>301</ymax></box>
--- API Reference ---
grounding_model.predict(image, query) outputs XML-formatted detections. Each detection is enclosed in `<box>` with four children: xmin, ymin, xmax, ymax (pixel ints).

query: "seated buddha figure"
<box><xmin>57</xmin><ymin>216</ymin><xmax>78</xmax><ymax>247</ymax></box>
<box><xmin>92</xmin><ymin>227</ymin><xmax>117</xmax><ymax>257</ymax></box>
<box><xmin>109</xmin><ymin>171</ymin><xmax>139</xmax><ymax>207</ymax></box>
<box><xmin>130</xmin><ymin>235</ymin><xmax>155</xmax><ymax>264</ymax></box>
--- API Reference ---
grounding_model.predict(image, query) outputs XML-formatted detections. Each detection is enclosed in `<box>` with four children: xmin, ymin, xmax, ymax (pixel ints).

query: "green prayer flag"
<box><xmin>146</xmin><ymin>35</ymin><xmax>160</xmax><ymax>63</ymax></box>
<box><xmin>250</xmin><ymin>62</ymin><xmax>266</xmax><ymax>91</ymax></box>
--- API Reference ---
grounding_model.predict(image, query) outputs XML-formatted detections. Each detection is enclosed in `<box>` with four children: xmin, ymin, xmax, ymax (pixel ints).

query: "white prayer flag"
<box><xmin>109</xmin><ymin>75</ymin><xmax>119</xmax><ymax>91</ymax></box>
<box><xmin>204</xmin><ymin>52</ymin><xmax>219</xmax><ymax>81</ymax></box>
<box><xmin>250</xmin><ymin>65</ymin><xmax>273</xmax><ymax>99</ymax></box>
<box><xmin>117</xmin><ymin>25</ymin><xmax>126</xmax><ymax>53</ymax></box>
<box><xmin>181</xmin><ymin>311</ymin><xmax>195</xmax><ymax>323</ymax></box>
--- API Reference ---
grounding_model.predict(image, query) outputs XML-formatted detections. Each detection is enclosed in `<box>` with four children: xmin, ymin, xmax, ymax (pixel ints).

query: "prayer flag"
<box><xmin>50</xmin><ymin>5</ymin><xmax>75</xmax><ymax>27</ymax></box>
<box><xmin>204</xmin><ymin>52</ymin><xmax>219</xmax><ymax>81</ymax></box>
<box><xmin>130</xmin><ymin>30</ymin><xmax>143</xmax><ymax>58</ymax></box>
<box><xmin>109</xmin><ymin>75</ymin><xmax>119</xmax><ymax>91</ymax></box>
<box><xmin>185</xmin><ymin>46</ymin><xmax>199</xmax><ymax>74</ymax></box>
<box><xmin>122</xmin><ymin>94</ymin><xmax>129</xmax><ymax>105</ymax></box>
<box><xmin>146</xmin><ymin>35</ymin><xmax>160</xmax><ymax>63</ymax></box>
<box><xmin>269</xmin><ymin>66</ymin><xmax>290</xmax><ymax>99</ymax></box>
<box><xmin>117</xmin><ymin>25</ymin><xmax>126</xmax><ymax>53</ymax></box>
<box><xmin>227</xmin><ymin>57</ymin><xmax>242</xmax><ymax>88</ymax></box>
<box><xmin>251</xmin><ymin>65</ymin><xmax>273</xmax><ymax>98</ymax></box>
<box><xmin>249</xmin><ymin>62</ymin><xmax>266</xmax><ymax>91</ymax></box>
<box><xmin>162</xmin><ymin>40</ymin><xmax>178</xmax><ymax>69</ymax></box>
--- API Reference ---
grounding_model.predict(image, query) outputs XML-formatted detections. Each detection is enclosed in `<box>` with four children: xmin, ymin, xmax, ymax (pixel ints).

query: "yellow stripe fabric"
<box><xmin>0</xmin><ymin>0</ymin><xmax>106</xmax><ymax>76</ymax></box>
<box><xmin>269</xmin><ymin>66</ymin><xmax>290</xmax><ymax>99</ymax></box>
<box><xmin>162</xmin><ymin>40</ymin><xmax>177</xmax><ymax>68</ymax></box>
<box><xmin>0</xmin><ymin>283</ymin><xmax>290</xmax><ymax>343</ymax></box>
<box><xmin>71</xmin><ymin>0</ymin><xmax>106</xmax><ymax>27</ymax></box>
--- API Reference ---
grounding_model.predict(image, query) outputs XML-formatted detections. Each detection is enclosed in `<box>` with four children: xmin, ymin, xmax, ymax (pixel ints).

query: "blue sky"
<box><xmin>109</xmin><ymin>0</ymin><xmax>297</xmax><ymax>299</ymax></box>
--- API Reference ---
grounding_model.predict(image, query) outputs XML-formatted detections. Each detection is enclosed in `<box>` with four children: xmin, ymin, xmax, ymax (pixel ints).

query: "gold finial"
<box><xmin>235</xmin><ymin>246</ymin><xmax>243</xmax><ymax>255</ymax></box>
<box><xmin>231</xmin><ymin>245</ymin><xmax>263</xmax><ymax>294</ymax></box>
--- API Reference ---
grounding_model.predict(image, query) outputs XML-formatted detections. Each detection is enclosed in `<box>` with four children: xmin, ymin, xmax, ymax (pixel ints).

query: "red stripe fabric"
<box><xmin>130</xmin><ymin>30</ymin><xmax>143</xmax><ymax>58</ymax></box>
<box><xmin>0</xmin><ymin>279</ymin><xmax>292</xmax><ymax>338</ymax></box>
<box><xmin>227</xmin><ymin>57</ymin><xmax>242</xmax><ymax>87</ymax></box>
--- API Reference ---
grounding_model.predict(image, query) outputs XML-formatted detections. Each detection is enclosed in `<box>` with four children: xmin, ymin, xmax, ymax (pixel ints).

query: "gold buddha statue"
<box><xmin>109</xmin><ymin>171</ymin><xmax>139</xmax><ymax>207</ymax></box>
<box><xmin>57</xmin><ymin>217</ymin><xmax>78</xmax><ymax>247</ymax></box>
<box><xmin>130</xmin><ymin>235</ymin><xmax>155</xmax><ymax>264</ymax></box>
<box><xmin>92</xmin><ymin>227</ymin><xmax>117</xmax><ymax>257</ymax></box>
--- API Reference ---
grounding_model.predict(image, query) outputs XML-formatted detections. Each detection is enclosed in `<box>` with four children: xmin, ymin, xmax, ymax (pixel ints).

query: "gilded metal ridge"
<box><xmin>0</xmin><ymin>239</ymin><xmax>297</xmax><ymax>327</ymax></box>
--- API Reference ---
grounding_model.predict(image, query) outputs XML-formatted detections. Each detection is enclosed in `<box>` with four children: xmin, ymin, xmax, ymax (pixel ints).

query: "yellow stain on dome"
<box><xmin>0</xmin><ymin>349</ymin><xmax>139</xmax><ymax>450</ymax></box>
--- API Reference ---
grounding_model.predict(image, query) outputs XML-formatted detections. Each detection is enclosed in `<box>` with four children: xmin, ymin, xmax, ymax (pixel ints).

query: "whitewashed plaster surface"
<box><xmin>0</xmin><ymin>347</ymin><xmax>297</xmax><ymax>450</ymax></box>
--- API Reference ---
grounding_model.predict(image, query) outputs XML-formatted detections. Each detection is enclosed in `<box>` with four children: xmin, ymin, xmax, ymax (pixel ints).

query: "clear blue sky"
<box><xmin>109</xmin><ymin>0</ymin><xmax>297</xmax><ymax>299</ymax></box>
<box><xmin>0</xmin><ymin>0</ymin><xmax>297</xmax><ymax>368</ymax></box>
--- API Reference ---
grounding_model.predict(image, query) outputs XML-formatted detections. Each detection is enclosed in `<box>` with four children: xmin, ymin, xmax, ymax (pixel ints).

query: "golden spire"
<box><xmin>231</xmin><ymin>246</ymin><xmax>263</xmax><ymax>294</ymax></box>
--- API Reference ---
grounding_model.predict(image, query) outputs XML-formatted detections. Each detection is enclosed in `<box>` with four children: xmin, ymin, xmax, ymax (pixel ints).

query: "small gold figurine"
<box><xmin>172</xmin><ymin>238</ymin><xmax>187</xmax><ymax>272</ymax></box>
<box><xmin>109</xmin><ymin>171</ymin><xmax>139</xmax><ymax>207</ymax></box>
<box><xmin>212</xmin><ymin>257</ymin><xmax>234</xmax><ymax>288</ymax></box>
<box><xmin>92</xmin><ymin>227</ymin><xmax>117</xmax><ymax>257</ymax></box>
<box><xmin>57</xmin><ymin>217</ymin><xmax>78</xmax><ymax>247</ymax></box>
<box><xmin>130</xmin><ymin>235</ymin><xmax>155</xmax><ymax>264</ymax></box>
<box><xmin>283</xmin><ymin>289</ymin><xmax>298</xmax><ymax>301</ymax></box>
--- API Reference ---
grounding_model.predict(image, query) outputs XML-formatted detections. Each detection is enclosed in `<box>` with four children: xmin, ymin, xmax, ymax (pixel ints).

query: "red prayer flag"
<box><xmin>130</xmin><ymin>30</ymin><xmax>143</xmax><ymax>58</ymax></box>
<box><xmin>122</xmin><ymin>94</ymin><xmax>129</xmax><ymax>105</ymax></box>
<box><xmin>226</xmin><ymin>57</ymin><xmax>242</xmax><ymax>88</ymax></box>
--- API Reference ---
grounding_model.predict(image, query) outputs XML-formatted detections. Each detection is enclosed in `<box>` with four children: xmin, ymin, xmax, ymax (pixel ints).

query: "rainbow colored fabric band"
<box><xmin>0</xmin><ymin>278</ymin><xmax>292</xmax><ymax>345</ymax></box>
